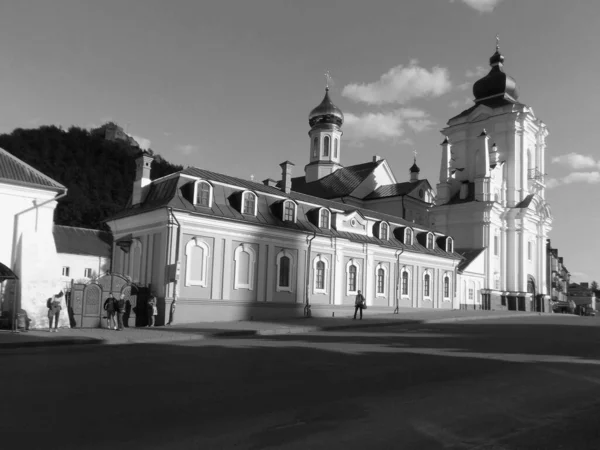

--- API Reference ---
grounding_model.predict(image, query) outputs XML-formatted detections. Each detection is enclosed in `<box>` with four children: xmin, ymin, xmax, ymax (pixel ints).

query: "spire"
<box><xmin>410</xmin><ymin>150</ymin><xmax>420</xmax><ymax>182</ymax></box>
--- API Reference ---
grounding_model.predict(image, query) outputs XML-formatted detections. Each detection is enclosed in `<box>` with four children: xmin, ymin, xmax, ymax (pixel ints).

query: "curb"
<box><xmin>0</xmin><ymin>338</ymin><xmax>102</xmax><ymax>350</ymax></box>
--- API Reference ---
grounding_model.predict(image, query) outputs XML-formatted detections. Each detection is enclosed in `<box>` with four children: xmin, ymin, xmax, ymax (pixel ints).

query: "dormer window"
<box><xmin>242</xmin><ymin>191</ymin><xmax>257</xmax><ymax>216</ymax></box>
<box><xmin>283</xmin><ymin>200</ymin><xmax>296</xmax><ymax>222</ymax></box>
<box><xmin>427</xmin><ymin>233</ymin><xmax>434</xmax><ymax>250</ymax></box>
<box><xmin>379</xmin><ymin>222</ymin><xmax>389</xmax><ymax>240</ymax></box>
<box><xmin>446</xmin><ymin>237</ymin><xmax>454</xmax><ymax>253</ymax></box>
<box><xmin>404</xmin><ymin>228</ymin><xmax>414</xmax><ymax>245</ymax></box>
<box><xmin>319</xmin><ymin>208</ymin><xmax>330</xmax><ymax>229</ymax></box>
<box><xmin>195</xmin><ymin>181</ymin><xmax>213</xmax><ymax>207</ymax></box>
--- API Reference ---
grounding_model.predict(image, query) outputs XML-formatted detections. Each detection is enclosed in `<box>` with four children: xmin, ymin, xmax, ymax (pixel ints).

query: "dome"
<box><xmin>409</xmin><ymin>159</ymin><xmax>420</xmax><ymax>173</ymax></box>
<box><xmin>472</xmin><ymin>49</ymin><xmax>519</xmax><ymax>104</ymax></box>
<box><xmin>309</xmin><ymin>88</ymin><xmax>344</xmax><ymax>128</ymax></box>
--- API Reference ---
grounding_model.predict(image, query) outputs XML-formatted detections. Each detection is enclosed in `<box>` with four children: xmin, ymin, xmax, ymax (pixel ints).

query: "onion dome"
<box><xmin>409</xmin><ymin>157</ymin><xmax>420</xmax><ymax>173</ymax></box>
<box><xmin>473</xmin><ymin>44</ymin><xmax>519</xmax><ymax>105</ymax></box>
<box><xmin>309</xmin><ymin>87</ymin><xmax>344</xmax><ymax>127</ymax></box>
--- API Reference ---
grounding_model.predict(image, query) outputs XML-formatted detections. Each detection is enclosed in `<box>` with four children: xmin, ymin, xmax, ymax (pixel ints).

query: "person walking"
<box><xmin>47</xmin><ymin>291</ymin><xmax>64</xmax><ymax>332</ymax></box>
<box><xmin>147</xmin><ymin>293</ymin><xmax>157</xmax><ymax>327</ymax></box>
<box><xmin>103</xmin><ymin>293</ymin><xmax>117</xmax><ymax>330</ymax></box>
<box><xmin>115</xmin><ymin>293</ymin><xmax>126</xmax><ymax>331</ymax></box>
<box><xmin>353</xmin><ymin>290</ymin><xmax>366</xmax><ymax>320</ymax></box>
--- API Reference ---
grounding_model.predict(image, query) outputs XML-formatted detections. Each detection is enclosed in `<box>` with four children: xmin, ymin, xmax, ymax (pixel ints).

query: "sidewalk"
<box><xmin>0</xmin><ymin>309</ymin><xmax>573</xmax><ymax>350</ymax></box>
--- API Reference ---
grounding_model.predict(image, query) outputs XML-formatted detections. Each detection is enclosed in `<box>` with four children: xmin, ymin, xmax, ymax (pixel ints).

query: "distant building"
<box><xmin>53</xmin><ymin>225</ymin><xmax>112</xmax><ymax>290</ymax></box>
<box><xmin>546</xmin><ymin>240</ymin><xmax>570</xmax><ymax>312</ymax></box>
<box><xmin>568</xmin><ymin>282</ymin><xmax>596</xmax><ymax>313</ymax></box>
<box><xmin>0</xmin><ymin>147</ymin><xmax>68</xmax><ymax>328</ymax></box>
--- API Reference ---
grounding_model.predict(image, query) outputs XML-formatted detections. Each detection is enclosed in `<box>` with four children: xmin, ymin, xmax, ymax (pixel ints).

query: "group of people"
<box><xmin>102</xmin><ymin>292</ymin><xmax>157</xmax><ymax>330</ymax></box>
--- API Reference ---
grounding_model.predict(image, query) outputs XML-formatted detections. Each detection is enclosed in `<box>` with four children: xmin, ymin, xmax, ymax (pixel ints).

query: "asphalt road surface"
<box><xmin>2</xmin><ymin>315</ymin><xmax>600</xmax><ymax>450</ymax></box>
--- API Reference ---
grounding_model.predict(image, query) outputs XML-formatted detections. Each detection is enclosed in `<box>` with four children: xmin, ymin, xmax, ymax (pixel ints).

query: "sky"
<box><xmin>0</xmin><ymin>0</ymin><xmax>598</xmax><ymax>283</ymax></box>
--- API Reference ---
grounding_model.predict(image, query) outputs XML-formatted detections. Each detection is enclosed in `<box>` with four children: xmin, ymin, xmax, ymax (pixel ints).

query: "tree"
<box><xmin>591</xmin><ymin>281</ymin><xmax>599</xmax><ymax>293</ymax></box>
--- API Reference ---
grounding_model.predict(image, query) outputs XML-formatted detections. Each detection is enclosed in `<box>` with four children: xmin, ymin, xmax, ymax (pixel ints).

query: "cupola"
<box><xmin>410</xmin><ymin>157</ymin><xmax>420</xmax><ymax>183</ymax></box>
<box><xmin>472</xmin><ymin>38</ymin><xmax>519</xmax><ymax>105</ymax></box>
<box><xmin>308</xmin><ymin>87</ymin><xmax>344</xmax><ymax>128</ymax></box>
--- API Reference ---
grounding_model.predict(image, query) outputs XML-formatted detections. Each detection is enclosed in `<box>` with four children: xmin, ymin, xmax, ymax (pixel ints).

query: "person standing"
<box><xmin>147</xmin><ymin>293</ymin><xmax>157</xmax><ymax>327</ymax></box>
<box><xmin>353</xmin><ymin>290</ymin><xmax>366</xmax><ymax>320</ymax></box>
<box><xmin>47</xmin><ymin>291</ymin><xmax>64</xmax><ymax>332</ymax></box>
<box><xmin>115</xmin><ymin>293</ymin><xmax>126</xmax><ymax>331</ymax></box>
<box><xmin>103</xmin><ymin>293</ymin><xmax>117</xmax><ymax>330</ymax></box>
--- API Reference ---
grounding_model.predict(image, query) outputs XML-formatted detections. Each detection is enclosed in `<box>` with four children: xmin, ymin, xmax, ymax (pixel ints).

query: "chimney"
<box><xmin>372</xmin><ymin>155</ymin><xmax>383</xmax><ymax>163</ymax></box>
<box><xmin>132</xmin><ymin>150</ymin><xmax>154</xmax><ymax>206</ymax></box>
<box><xmin>279</xmin><ymin>161</ymin><xmax>295</xmax><ymax>194</ymax></box>
<box><xmin>262</xmin><ymin>178</ymin><xmax>278</xmax><ymax>188</ymax></box>
<box><xmin>459</xmin><ymin>181</ymin><xmax>469</xmax><ymax>200</ymax></box>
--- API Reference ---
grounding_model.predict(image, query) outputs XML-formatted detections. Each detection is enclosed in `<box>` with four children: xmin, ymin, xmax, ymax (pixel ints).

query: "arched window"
<box><xmin>313</xmin><ymin>254</ymin><xmax>330</xmax><ymax>294</ymax></box>
<box><xmin>185</xmin><ymin>238</ymin><xmax>210</xmax><ymax>287</ymax></box>
<box><xmin>401</xmin><ymin>269</ymin><xmax>410</xmax><ymax>296</ymax></box>
<box><xmin>233</xmin><ymin>244</ymin><xmax>256</xmax><ymax>290</ymax></box>
<box><xmin>376</xmin><ymin>263</ymin><xmax>387</xmax><ymax>297</ymax></box>
<box><xmin>379</xmin><ymin>222</ymin><xmax>389</xmax><ymax>240</ymax></box>
<box><xmin>346</xmin><ymin>259</ymin><xmax>361</xmax><ymax>295</ymax></box>
<box><xmin>446</xmin><ymin>237</ymin><xmax>454</xmax><ymax>253</ymax></box>
<box><xmin>405</xmin><ymin>228</ymin><xmax>413</xmax><ymax>245</ymax></box>
<box><xmin>443</xmin><ymin>275</ymin><xmax>450</xmax><ymax>299</ymax></box>
<box><xmin>276</xmin><ymin>249</ymin><xmax>295</xmax><ymax>292</ymax></box>
<box><xmin>242</xmin><ymin>192</ymin><xmax>257</xmax><ymax>215</ymax></box>
<box><xmin>324</xmin><ymin>136</ymin><xmax>330</xmax><ymax>157</ymax></box>
<box><xmin>427</xmin><ymin>233</ymin><xmax>434</xmax><ymax>249</ymax></box>
<box><xmin>196</xmin><ymin>181</ymin><xmax>212</xmax><ymax>207</ymax></box>
<box><xmin>313</xmin><ymin>137</ymin><xmax>319</xmax><ymax>158</ymax></box>
<box><xmin>319</xmin><ymin>208</ymin><xmax>330</xmax><ymax>229</ymax></box>
<box><xmin>334</xmin><ymin>138</ymin><xmax>338</xmax><ymax>158</ymax></box>
<box><xmin>283</xmin><ymin>201</ymin><xmax>296</xmax><ymax>222</ymax></box>
<box><xmin>424</xmin><ymin>272</ymin><xmax>431</xmax><ymax>298</ymax></box>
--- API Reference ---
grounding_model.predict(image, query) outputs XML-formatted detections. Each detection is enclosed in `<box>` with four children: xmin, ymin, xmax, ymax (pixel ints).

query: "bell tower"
<box><xmin>305</xmin><ymin>76</ymin><xmax>344</xmax><ymax>183</ymax></box>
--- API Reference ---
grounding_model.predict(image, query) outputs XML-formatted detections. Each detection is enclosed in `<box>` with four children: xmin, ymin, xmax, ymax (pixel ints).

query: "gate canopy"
<box><xmin>0</xmin><ymin>262</ymin><xmax>18</xmax><ymax>282</ymax></box>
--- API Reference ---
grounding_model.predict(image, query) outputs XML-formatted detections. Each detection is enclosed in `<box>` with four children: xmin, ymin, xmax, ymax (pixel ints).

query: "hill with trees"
<box><xmin>0</xmin><ymin>124</ymin><xmax>182</xmax><ymax>230</ymax></box>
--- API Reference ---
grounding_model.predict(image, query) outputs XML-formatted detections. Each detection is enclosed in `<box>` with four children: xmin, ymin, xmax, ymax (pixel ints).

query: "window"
<box><xmin>324</xmin><ymin>136</ymin><xmax>330</xmax><ymax>157</ymax></box>
<box><xmin>84</xmin><ymin>268</ymin><xmax>93</xmax><ymax>278</ymax></box>
<box><xmin>468</xmin><ymin>289</ymin><xmax>474</xmax><ymax>300</ymax></box>
<box><xmin>346</xmin><ymin>259</ymin><xmax>361</xmax><ymax>295</ymax></box>
<box><xmin>379</xmin><ymin>222</ymin><xmax>389</xmax><ymax>240</ymax></box>
<box><xmin>62</xmin><ymin>266</ymin><xmax>70</xmax><ymax>277</ymax></box>
<box><xmin>313</xmin><ymin>137</ymin><xmax>319</xmax><ymax>158</ymax></box>
<box><xmin>494</xmin><ymin>234</ymin><xmax>499</xmax><ymax>256</ymax></box>
<box><xmin>419</xmin><ymin>189</ymin><xmax>424</xmax><ymax>198</ymax></box>
<box><xmin>443</xmin><ymin>275</ymin><xmax>450</xmax><ymax>299</ymax></box>
<box><xmin>185</xmin><ymin>238</ymin><xmax>211</xmax><ymax>287</ymax></box>
<box><xmin>233</xmin><ymin>244</ymin><xmax>256</xmax><ymax>290</ymax></box>
<box><xmin>196</xmin><ymin>181</ymin><xmax>212</xmax><ymax>207</ymax></box>
<box><xmin>494</xmin><ymin>273</ymin><xmax>500</xmax><ymax>290</ymax></box>
<box><xmin>446</xmin><ymin>237</ymin><xmax>454</xmax><ymax>253</ymax></box>
<box><xmin>276</xmin><ymin>249</ymin><xmax>295</xmax><ymax>292</ymax></box>
<box><xmin>316</xmin><ymin>261</ymin><xmax>325</xmax><ymax>290</ymax></box>
<box><xmin>334</xmin><ymin>138</ymin><xmax>338</xmax><ymax>158</ymax></box>
<box><xmin>427</xmin><ymin>233</ymin><xmax>434</xmax><ymax>249</ymax></box>
<box><xmin>404</xmin><ymin>228</ymin><xmax>413</xmax><ymax>245</ymax></box>
<box><xmin>376</xmin><ymin>263</ymin><xmax>387</xmax><ymax>297</ymax></box>
<box><xmin>319</xmin><ymin>208</ymin><xmax>330</xmax><ymax>229</ymax></box>
<box><xmin>424</xmin><ymin>272</ymin><xmax>431</xmax><ymax>298</ymax></box>
<box><xmin>242</xmin><ymin>192</ymin><xmax>257</xmax><ymax>215</ymax></box>
<box><xmin>528</xmin><ymin>241</ymin><xmax>533</xmax><ymax>261</ymax></box>
<box><xmin>401</xmin><ymin>270</ymin><xmax>409</xmax><ymax>296</ymax></box>
<box><xmin>283</xmin><ymin>201</ymin><xmax>296</xmax><ymax>222</ymax></box>
<box><xmin>313</xmin><ymin>254</ymin><xmax>329</xmax><ymax>294</ymax></box>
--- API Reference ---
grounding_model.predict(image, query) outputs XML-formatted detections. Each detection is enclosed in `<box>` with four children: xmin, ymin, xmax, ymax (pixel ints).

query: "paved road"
<box><xmin>1</xmin><ymin>315</ymin><xmax>599</xmax><ymax>449</ymax></box>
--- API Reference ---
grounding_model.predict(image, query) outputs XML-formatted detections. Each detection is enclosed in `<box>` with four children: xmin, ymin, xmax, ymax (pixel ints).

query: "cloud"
<box><xmin>450</xmin><ymin>0</ymin><xmax>504</xmax><ymax>13</ymax></box>
<box><xmin>546</xmin><ymin>171</ymin><xmax>600</xmax><ymax>189</ymax></box>
<box><xmin>465</xmin><ymin>66</ymin><xmax>487</xmax><ymax>78</ymax></box>
<box><xmin>177</xmin><ymin>144</ymin><xmax>198</xmax><ymax>155</ymax></box>
<box><xmin>344</xmin><ymin>108</ymin><xmax>435</xmax><ymax>143</ymax></box>
<box><xmin>457</xmin><ymin>82</ymin><xmax>471</xmax><ymax>91</ymax></box>
<box><xmin>163</xmin><ymin>131</ymin><xmax>173</xmax><ymax>137</ymax></box>
<box><xmin>551</xmin><ymin>153</ymin><xmax>600</xmax><ymax>170</ymax></box>
<box><xmin>131</xmin><ymin>135</ymin><xmax>151</xmax><ymax>150</ymax></box>
<box><xmin>570</xmin><ymin>271</ymin><xmax>590</xmax><ymax>281</ymax></box>
<box><xmin>449</xmin><ymin>97</ymin><xmax>473</xmax><ymax>109</ymax></box>
<box><xmin>342</xmin><ymin>60</ymin><xmax>452</xmax><ymax>105</ymax></box>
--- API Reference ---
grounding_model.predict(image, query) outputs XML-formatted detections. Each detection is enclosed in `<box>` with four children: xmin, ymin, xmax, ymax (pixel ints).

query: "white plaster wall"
<box><xmin>58</xmin><ymin>253</ymin><xmax>110</xmax><ymax>285</ymax></box>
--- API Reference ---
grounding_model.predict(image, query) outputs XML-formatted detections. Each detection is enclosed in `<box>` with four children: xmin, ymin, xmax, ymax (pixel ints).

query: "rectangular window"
<box><xmin>424</xmin><ymin>274</ymin><xmax>431</xmax><ymax>297</ymax></box>
<box><xmin>62</xmin><ymin>266</ymin><xmax>70</xmax><ymax>277</ymax></box>
<box><xmin>278</xmin><ymin>256</ymin><xmax>290</xmax><ymax>287</ymax></box>
<box><xmin>284</xmin><ymin>202</ymin><xmax>295</xmax><ymax>222</ymax></box>
<box><xmin>84</xmin><ymin>268</ymin><xmax>93</xmax><ymax>278</ymax></box>
<box><xmin>469</xmin><ymin>289</ymin><xmax>474</xmax><ymax>300</ymax></box>
<box><xmin>377</xmin><ymin>269</ymin><xmax>385</xmax><ymax>294</ymax></box>
<box><xmin>316</xmin><ymin>262</ymin><xmax>325</xmax><ymax>290</ymax></box>
<box><xmin>243</xmin><ymin>194</ymin><xmax>255</xmax><ymax>215</ymax></box>
<box><xmin>444</xmin><ymin>278</ymin><xmax>450</xmax><ymax>298</ymax></box>
<box><xmin>319</xmin><ymin>209</ymin><xmax>329</xmax><ymax>228</ymax></box>
<box><xmin>348</xmin><ymin>266</ymin><xmax>357</xmax><ymax>292</ymax></box>
<box><xmin>402</xmin><ymin>272</ymin><xmax>409</xmax><ymax>296</ymax></box>
<box><xmin>494</xmin><ymin>235</ymin><xmax>499</xmax><ymax>256</ymax></box>
<box><xmin>198</xmin><ymin>183</ymin><xmax>211</xmax><ymax>206</ymax></box>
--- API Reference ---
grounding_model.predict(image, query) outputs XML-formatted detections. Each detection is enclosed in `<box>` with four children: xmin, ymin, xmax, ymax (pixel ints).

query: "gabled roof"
<box><xmin>0</xmin><ymin>147</ymin><xmax>65</xmax><ymax>191</ymax></box>
<box><xmin>364</xmin><ymin>180</ymin><xmax>427</xmax><ymax>200</ymax></box>
<box><xmin>448</xmin><ymin>98</ymin><xmax>524</xmax><ymax>122</ymax></box>
<box><xmin>109</xmin><ymin>165</ymin><xmax>462</xmax><ymax>261</ymax></box>
<box><xmin>287</xmin><ymin>161</ymin><xmax>381</xmax><ymax>199</ymax></box>
<box><xmin>456</xmin><ymin>248</ymin><xmax>486</xmax><ymax>273</ymax></box>
<box><xmin>53</xmin><ymin>225</ymin><xmax>112</xmax><ymax>257</ymax></box>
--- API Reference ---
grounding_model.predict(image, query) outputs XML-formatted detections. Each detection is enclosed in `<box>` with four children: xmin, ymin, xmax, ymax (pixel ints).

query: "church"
<box><xmin>106</xmin><ymin>43</ymin><xmax>551</xmax><ymax>324</ymax></box>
